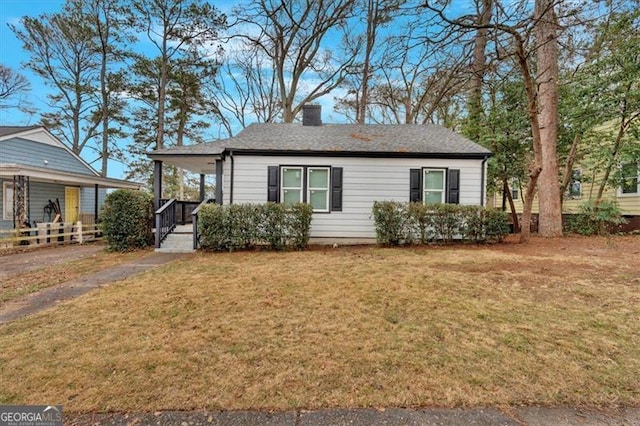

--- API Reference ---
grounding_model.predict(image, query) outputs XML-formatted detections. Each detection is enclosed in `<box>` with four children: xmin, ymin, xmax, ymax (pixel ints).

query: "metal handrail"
<box><xmin>155</xmin><ymin>198</ymin><xmax>177</xmax><ymax>248</ymax></box>
<box><xmin>192</xmin><ymin>198</ymin><xmax>215</xmax><ymax>250</ymax></box>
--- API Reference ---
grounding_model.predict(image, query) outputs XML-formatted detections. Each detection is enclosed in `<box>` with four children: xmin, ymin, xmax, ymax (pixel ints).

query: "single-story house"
<box><xmin>148</xmin><ymin>105</ymin><xmax>492</xmax><ymax>244</ymax></box>
<box><xmin>0</xmin><ymin>126</ymin><xmax>141</xmax><ymax>235</ymax></box>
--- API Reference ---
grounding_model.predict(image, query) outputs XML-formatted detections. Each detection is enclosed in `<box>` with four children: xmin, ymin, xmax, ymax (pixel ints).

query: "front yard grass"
<box><xmin>0</xmin><ymin>236</ymin><xmax>639</xmax><ymax>412</ymax></box>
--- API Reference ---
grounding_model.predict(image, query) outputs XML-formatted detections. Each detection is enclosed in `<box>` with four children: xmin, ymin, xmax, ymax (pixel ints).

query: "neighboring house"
<box><xmin>491</xmin><ymin>160</ymin><xmax>640</xmax><ymax>231</ymax></box>
<box><xmin>149</xmin><ymin>105</ymin><xmax>492</xmax><ymax>242</ymax></box>
<box><xmin>0</xmin><ymin>126</ymin><xmax>141</xmax><ymax>234</ymax></box>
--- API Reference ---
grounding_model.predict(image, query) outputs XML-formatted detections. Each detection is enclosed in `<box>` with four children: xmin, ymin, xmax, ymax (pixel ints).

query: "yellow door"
<box><xmin>65</xmin><ymin>187</ymin><xmax>80</xmax><ymax>223</ymax></box>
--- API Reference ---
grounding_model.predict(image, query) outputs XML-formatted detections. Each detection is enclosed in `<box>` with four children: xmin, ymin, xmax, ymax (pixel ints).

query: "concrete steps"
<box><xmin>155</xmin><ymin>225</ymin><xmax>195</xmax><ymax>253</ymax></box>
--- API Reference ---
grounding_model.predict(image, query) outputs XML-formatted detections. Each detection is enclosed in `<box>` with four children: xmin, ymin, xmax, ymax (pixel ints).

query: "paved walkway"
<box><xmin>66</xmin><ymin>406</ymin><xmax>640</xmax><ymax>425</ymax></box>
<box><xmin>0</xmin><ymin>249</ymin><xmax>186</xmax><ymax>323</ymax></box>
<box><xmin>0</xmin><ymin>243</ymin><xmax>104</xmax><ymax>280</ymax></box>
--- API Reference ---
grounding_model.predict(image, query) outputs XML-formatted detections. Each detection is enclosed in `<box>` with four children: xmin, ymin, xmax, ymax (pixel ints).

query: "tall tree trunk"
<box><xmin>504</xmin><ymin>178</ymin><xmax>520</xmax><ymax>233</ymax></box>
<box><xmin>535</xmin><ymin>0</ymin><xmax>563</xmax><ymax>237</ymax></box>
<box><xmin>467</xmin><ymin>0</ymin><xmax>492</xmax><ymax>141</ymax></box>
<box><xmin>98</xmin><ymin>4</ymin><xmax>109</xmax><ymax>178</ymax></box>
<box><xmin>560</xmin><ymin>133</ymin><xmax>580</xmax><ymax>205</ymax></box>
<box><xmin>357</xmin><ymin>0</ymin><xmax>377</xmax><ymax>124</ymax></box>
<box><xmin>515</xmin><ymin>37</ymin><xmax>543</xmax><ymax>243</ymax></box>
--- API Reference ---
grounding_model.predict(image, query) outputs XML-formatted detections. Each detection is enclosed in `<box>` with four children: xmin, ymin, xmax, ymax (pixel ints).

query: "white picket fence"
<box><xmin>0</xmin><ymin>221</ymin><xmax>102</xmax><ymax>249</ymax></box>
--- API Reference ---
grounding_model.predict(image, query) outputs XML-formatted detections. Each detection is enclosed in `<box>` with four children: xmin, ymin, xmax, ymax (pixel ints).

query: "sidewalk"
<box><xmin>0</xmin><ymin>251</ymin><xmax>186</xmax><ymax>323</ymax></box>
<box><xmin>65</xmin><ymin>406</ymin><xmax>640</xmax><ymax>425</ymax></box>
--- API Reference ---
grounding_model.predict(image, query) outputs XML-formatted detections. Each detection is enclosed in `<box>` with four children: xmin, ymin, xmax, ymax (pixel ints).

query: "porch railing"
<box><xmin>155</xmin><ymin>198</ymin><xmax>177</xmax><ymax>248</ymax></box>
<box><xmin>191</xmin><ymin>198</ymin><xmax>215</xmax><ymax>250</ymax></box>
<box><xmin>159</xmin><ymin>199</ymin><xmax>202</xmax><ymax>225</ymax></box>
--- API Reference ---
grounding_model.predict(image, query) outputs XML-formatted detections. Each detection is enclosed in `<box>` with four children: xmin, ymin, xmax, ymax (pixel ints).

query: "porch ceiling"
<box><xmin>0</xmin><ymin>163</ymin><xmax>142</xmax><ymax>189</ymax></box>
<box><xmin>148</xmin><ymin>154</ymin><xmax>220</xmax><ymax>175</ymax></box>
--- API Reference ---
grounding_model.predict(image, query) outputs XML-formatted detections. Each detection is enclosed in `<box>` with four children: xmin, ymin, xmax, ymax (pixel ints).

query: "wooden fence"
<box><xmin>0</xmin><ymin>222</ymin><xmax>102</xmax><ymax>249</ymax></box>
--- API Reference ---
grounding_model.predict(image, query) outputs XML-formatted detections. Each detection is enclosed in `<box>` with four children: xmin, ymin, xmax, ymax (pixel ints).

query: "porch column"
<box><xmin>14</xmin><ymin>175</ymin><xmax>28</xmax><ymax>228</ymax></box>
<box><xmin>199</xmin><ymin>174</ymin><xmax>206</xmax><ymax>202</ymax></box>
<box><xmin>154</xmin><ymin>160</ymin><xmax>163</xmax><ymax>211</ymax></box>
<box><xmin>215</xmin><ymin>160</ymin><xmax>223</xmax><ymax>205</ymax></box>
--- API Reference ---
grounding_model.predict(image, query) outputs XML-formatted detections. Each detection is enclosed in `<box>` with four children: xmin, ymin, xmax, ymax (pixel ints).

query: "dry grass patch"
<box><xmin>0</xmin><ymin>249</ymin><xmax>150</xmax><ymax>303</ymax></box>
<box><xmin>0</xmin><ymin>236</ymin><xmax>639</xmax><ymax>412</ymax></box>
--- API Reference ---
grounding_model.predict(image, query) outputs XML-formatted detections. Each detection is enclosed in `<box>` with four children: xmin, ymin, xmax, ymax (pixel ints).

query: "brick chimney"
<box><xmin>302</xmin><ymin>104</ymin><xmax>322</xmax><ymax>126</ymax></box>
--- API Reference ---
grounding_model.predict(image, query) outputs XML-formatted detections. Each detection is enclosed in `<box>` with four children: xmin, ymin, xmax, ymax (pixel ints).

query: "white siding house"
<box><xmin>149</xmin><ymin>105</ymin><xmax>492</xmax><ymax>243</ymax></box>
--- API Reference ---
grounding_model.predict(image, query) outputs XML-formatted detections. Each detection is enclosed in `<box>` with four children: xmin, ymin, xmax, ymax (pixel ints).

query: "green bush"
<box><xmin>372</xmin><ymin>201</ymin><xmax>509</xmax><ymax>245</ymax></box>
<box><xmin>372</xmin><ymin>201</ymin><xmax>411</xmax><ymax>245</ymax></box>
<box><xmin>566</xmin><ymin>200</ymin><xmax>627</xmax><ymax>236</ymax></box>
<box><xmin>198</xmin><ymin>202</ymin><xmax>313</xmax><ymax>251</ymax></box>
<box><xmin>100</xmin><ymin>190</ymin><xmax>153</xmax><ymax>251</ymax></box>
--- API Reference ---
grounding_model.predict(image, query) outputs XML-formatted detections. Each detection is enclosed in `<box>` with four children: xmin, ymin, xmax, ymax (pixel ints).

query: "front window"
<box><xmin>424</xmin><ymin>169</ymin><xmax>445</xmax><ymax>204</ymax></box>
<box><xmin>621</xmin><ymin>163</ymin><xmax>639</xmax><ymax>194</ymax></box>
<box><xmin>569</xmin><ymin>169</ymin><xmax>582</xmax><ymax>198</ymax></box>
<box><xmin>510</xmin><ymin>179</ymin><xmax>520</xmax><ymax>201</ymax></box>
<box><xmin>3</xmin><ymin>182</ymin><xmax>14</xmax><ymax>221</ymax></box>
<box><xmin>281</xmin><ymin>167</ymin><xmax>303</xmax><ymax>204</ymax></box>
<box><xmin>307</xmin><ymin>167</ymin><xmax>330</xmax><ymax>212</ymax></box>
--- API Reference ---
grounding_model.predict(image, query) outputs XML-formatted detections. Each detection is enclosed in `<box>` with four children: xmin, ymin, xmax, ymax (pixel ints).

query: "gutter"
<box><xmin>481</xmin><ymin>155</ymin><xmax>490</xmax><ymax>207</ymax></box>
<box><xmin>229</xmin><ymin>151</ymin><xmax>234</xmax><ymax>204</ymax></box>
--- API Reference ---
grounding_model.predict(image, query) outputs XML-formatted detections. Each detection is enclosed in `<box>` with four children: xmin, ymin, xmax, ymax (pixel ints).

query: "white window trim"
<box><xmin>281</xmin><ymin>166</ymin><xmax>304</xmax><ymax>204</ymax></box>
<box><xmin>423</xmin><ymin>168</ymin><xmax>446</xmax><ymax>204</ymax></box>
<box><xmin>3</xmin><ymin>181</ymin><xmax>14</xmax><ymax>221</ymax></box>
<box><xmin>307</xmin><ymin>167</ymin><xmax>330</xmax><ymax>213</ymax></box>
<box><xmin>510</xmin><ymin>178</ymin><xmax>520</xmax><ymax>201</ymax></box>
<box><xmin>618</xmin><ymin>163</ymin><xmax>640</xmax><ymax>197</ymax></box>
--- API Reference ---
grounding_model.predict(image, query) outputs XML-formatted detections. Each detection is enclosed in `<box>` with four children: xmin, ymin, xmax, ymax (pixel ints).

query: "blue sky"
<box><xmin>0</xmin><ymin>0</ymin><xmax>347</xmax><ymax>180</ymax></box>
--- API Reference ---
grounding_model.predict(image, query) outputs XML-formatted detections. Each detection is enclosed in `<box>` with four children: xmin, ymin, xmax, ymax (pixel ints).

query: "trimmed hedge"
<box><xmin>372</xmin><ymin>201</ymin><xmax>509</xmax><ymax>245</ymax></box>
<box><xmin>198</xmin><ymin>202</ymin><xmax>313</xmax><ymax>251</ymax></box>
<box><xmin>100</xmin><ymin>190</ymin><xmax>154</xmax><ymax>251</ymax></box>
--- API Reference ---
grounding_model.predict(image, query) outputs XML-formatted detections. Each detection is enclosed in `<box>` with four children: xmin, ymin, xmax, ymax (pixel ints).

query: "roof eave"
<box><xmin>224</xmin><ymin>148</ymin><xmax>493</xmax><ymax>159</ymax></box>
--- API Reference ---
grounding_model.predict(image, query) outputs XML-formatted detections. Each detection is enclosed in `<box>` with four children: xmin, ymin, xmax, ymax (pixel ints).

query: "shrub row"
<box><xmin>198</xmin><ymin>202</ymin><xmax>313</xmax><ymax>251</ymax></box>
<box><xmin>564</xmin><ymin>200</ymin><xmax>627</xmax><ymax>236</ymax></box>
<box><xmin>372</xmin><ymin>201</ymin><xmax>509</xmax><ymax>245</ymax></box>
<box><xmin>101</xmin><ymin>190</ymin><xmax>154</xmax><ymax>251</ymax></box>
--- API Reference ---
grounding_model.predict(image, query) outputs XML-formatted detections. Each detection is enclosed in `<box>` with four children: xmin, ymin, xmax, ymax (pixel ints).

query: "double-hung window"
<box><xmin>281</xmin><ymin>167</ymin><xmax>304</xmax><ymax>204</ymax></box>
<box><xmin>410</xmin><ymin>168</ymin><xmax>460</xmax><ymax>204</ymax></box>
<box><xmin>621</xmin><ymin>162</ymin><xmax>639</xmax><ymax>195</ymax></box>
<box><xmin>307</xmin><ymin>167</ymin><xmax>330</xmax><ymax>212</ymax></box>
<box><xmin>3</xmin><ymin>182</ymin><xmax>14</xmax><ymax>221</ymax></box>
<box><xmin>423</xmin><ymin>169</ymin><xmax>446</xmax><ymax>204</ymax></box>
<box><xmin>274</xmin><ymin>166</ymin><xmax>338</xmax><ymax>212</ymax></box>
<box><xmin>568</xmin><ymin>169</ymin><xmax>582</xmax><ymax>198</ymax></box>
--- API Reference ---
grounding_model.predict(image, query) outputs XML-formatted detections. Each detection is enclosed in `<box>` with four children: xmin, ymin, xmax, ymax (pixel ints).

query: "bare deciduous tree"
<box><xmin>233</xmin><ymin>0</ymin><xmax>357</xmax><ymax>123</ymax></box>
<box><xmin>0</xmin><ymin>64</ymin><xmax>30</xmax><ymax>110</ymax></box>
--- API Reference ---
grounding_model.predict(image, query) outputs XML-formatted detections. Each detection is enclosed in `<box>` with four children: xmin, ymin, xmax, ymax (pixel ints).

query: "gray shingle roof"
<box><xmin>0</xmin><ymin>126</ymin><xmax>41</xmax><ymax>138</ymax></box>
<box><xmin>150</xmin><ymin>123</ymin><xmax>492</xmax><ymax>157</ymax></box>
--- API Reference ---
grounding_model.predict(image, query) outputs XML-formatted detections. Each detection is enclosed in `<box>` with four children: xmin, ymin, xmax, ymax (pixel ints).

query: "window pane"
<box><xmin>282</xmin><ymin>168</ymin><xmax>302</xmax><ymax>188</ymax></box>
<box><xmin>309</xmin><ymin>190</ymin><xmax>328</xmax><ymax>210</ymax></box>
<box><xmin>308</xmin><ymin>168</ymin><xmax>328</xmax><ymax>188</ymax></box>
<box><xmin>425</xmin><ymin>191</ymin><xmax>443</xmax><ymax>204</ymax></box>
<box><xmin>283</xmin><ymin>189</ymin><xmax>302</xmax><ymax>204</ymax></box>
<box><xmin>622</xmin><ymin>163</ymin><xmax>638</xmax><ymax>194</ymax></box>
<box><xmin>425</xmin><ymin>170</ymin><xmax>444</xmax><ymax>190</ymax></box>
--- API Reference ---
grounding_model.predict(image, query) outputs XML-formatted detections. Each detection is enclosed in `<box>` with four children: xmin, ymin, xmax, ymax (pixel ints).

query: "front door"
<box><xmin>64</xmin><ymin>187</ymin><xmax>80</xmax><ymax>223</ymax></box>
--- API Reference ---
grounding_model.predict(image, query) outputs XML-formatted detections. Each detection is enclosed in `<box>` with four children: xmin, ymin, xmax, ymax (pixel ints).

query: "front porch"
<box><xmin>149</xmin><ymin>150</ymin><xmax>222</xmax><ymax>252</ymax></box>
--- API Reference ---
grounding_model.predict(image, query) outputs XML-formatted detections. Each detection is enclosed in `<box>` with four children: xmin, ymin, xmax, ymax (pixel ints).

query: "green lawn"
<box><xmin>0</xmin><ymin>236</ymin><xmax>639</xmax><ymax>412</ymax></box>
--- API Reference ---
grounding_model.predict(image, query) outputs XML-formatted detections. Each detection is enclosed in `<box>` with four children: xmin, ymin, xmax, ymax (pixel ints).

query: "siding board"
<box><xmin>0</xmin><ymin>137</ymin><xmax>96</xmax><ymax>176</ymax></box>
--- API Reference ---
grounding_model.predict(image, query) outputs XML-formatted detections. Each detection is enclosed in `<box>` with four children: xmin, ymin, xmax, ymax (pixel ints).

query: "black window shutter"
<box><xmin>331</xmin><ymin>167</ymin><xmax>343</xmax><ymax>211</ymax></box>
<box><xmin>447</xmin><ymin>169</ymin><xmax>460</xmax><ymax>204</ymax></box>
<box><xmin>267</xmin><ymin>166</ymin><xmax>279</xmax><ymax>202</ymax></box>
<box><xmin>409</xmin><ymin>169</ymin><xmax>422</xmax><ymax>202</ymax></box>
